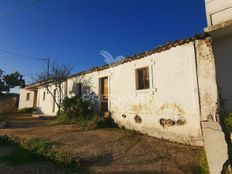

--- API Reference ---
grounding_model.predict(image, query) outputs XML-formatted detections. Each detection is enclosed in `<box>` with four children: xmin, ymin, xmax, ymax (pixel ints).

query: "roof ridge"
<box><xmin>69</xmin><ymin>33</ymin><xmax>210</xmax><ymax>78</ymax></box>
<box><xmin>25</xmin><ymin>33</ymin><xmax>210</xmax><ymax>89</ymax></box>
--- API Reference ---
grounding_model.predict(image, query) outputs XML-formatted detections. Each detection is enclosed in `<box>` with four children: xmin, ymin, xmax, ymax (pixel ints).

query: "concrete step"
<box><xmin>201</xmin><ymin>121</ymin><xmax>229</xmax><ymax>174</ymax></box>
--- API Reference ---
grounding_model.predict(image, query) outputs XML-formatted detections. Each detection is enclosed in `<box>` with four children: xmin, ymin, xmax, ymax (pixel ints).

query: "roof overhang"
<box><xmin>205</xmin><ymin>19</ymin><xmax>232</xmax><ymax>38</ymax></box>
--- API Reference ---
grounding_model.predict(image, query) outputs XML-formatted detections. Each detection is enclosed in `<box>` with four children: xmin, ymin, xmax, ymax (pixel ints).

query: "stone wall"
<box><xmin>0</xmin><ymin>94</ymin><xmax>19</xmax><ymax>113</ymax></box>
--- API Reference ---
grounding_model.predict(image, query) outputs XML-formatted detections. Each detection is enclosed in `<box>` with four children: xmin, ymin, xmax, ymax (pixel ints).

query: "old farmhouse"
<box><xmin>19</xmin><ymin>34</ymin><xmax>218</xmax><ymax>146</ymax></box>
<box><xmin>18</xmin><ymin>0</ymin><xmax>232</xmax><ymax>148</ymax></box>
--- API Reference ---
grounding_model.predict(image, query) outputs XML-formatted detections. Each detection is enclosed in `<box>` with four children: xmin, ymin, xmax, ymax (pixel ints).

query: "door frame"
<box><xmin>33</xmin><ymin>90</ymin><xmax>38</xmax><ymax>108</ymax></box>
<box><xmin>99</xmin><ymin>76</ymin><xmax>109</xmax><ymax>112</ymax></box>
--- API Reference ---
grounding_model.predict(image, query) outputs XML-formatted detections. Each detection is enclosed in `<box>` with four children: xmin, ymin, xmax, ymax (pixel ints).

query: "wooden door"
<box><xmin>52</xmin><ymin>89</ymin><xmax>56</xmax><ymax>113</ymax></box>
<box><xmin>33</xmin><ymin>90</ymin><xmax>38</xmax><ymax>108</ymax></box>
<box><xmin>100</xmin><ymin>77</ymin><xmax>108</xmax><ymax>112</ymax></box>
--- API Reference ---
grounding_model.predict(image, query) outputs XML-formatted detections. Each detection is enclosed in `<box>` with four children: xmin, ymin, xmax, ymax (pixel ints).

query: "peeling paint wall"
<box><xmin>109</xmin><ymin>43</ymin><xmax>203</xmax><ymax>145</ymax></box>
<box><xmin>195</xmin><ymin>38</ymin><xmax>218</xmax><ymax>121</ymax></box>
<box><xmin>19</xmin><ymin>38</ymin><xmax>219</xmax><ymax>146</ymax></box>
<box><xmin>68</xmin><ymin>42</ymin><xmax>204</xmax><ymax>145</ymax></box>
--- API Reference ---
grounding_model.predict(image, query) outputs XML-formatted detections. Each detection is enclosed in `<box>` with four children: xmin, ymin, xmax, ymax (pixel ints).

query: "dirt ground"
<box><xmin>0</xmin><ymin>145</ymin><xmax>76</xmax><ymax>174</ymax></box>
<box><xmin>0</xmin><ymin>113</ymin><xmax>203</xmax><ymax>174</ymax></box>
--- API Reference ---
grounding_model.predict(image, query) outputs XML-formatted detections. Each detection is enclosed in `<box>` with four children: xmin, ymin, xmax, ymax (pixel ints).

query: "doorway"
<box><xmin>52</xmin><ymin>89</ymin><xmax>56</xmax><ymax>113</ymax></box>
<box><xmin>100</xmin><ymin>77</ymin><xmax>108</xmax><ymax>112</ymax></box>
<box><xmin>33</xmin><ymin>90</ymin><xmax>38</xmax><ymax>108</ymax></box>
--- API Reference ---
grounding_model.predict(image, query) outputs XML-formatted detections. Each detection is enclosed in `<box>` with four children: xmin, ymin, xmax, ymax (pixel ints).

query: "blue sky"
<box><xmin>0</xmin><ymin>0</ymin><xmax>207</xmax><ymax>85</ymax></box>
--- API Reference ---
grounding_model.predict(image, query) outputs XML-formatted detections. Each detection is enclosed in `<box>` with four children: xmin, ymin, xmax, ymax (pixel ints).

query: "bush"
<box><xmin>58</xmin><ymin>96</ymin><xmax>93</xmax><ymax>125</ymax></box>
<box><xmin>85</xmin><ymin>115</ymin><xmax>118</xmax><ymax>130</ymax></box>
<box><xmin>61</xmin><ymin>96</ymin><xmax>93</xmax><ymax>118</ymax></box>
<box><xmin>224</xmin><ymin>113</ymin><xmax>232</xmax><ymax>132</ymax></box>
<box><xmin>58</xmin><ymin>113</ymin><xmax>118</xmax><ymax>130</ymax></box>
<box><xmin>199</xmin><ymin>149</ymin><xmax>210</xmax><ymax>174</ymax></box>
<box><xmin>17</xmin><ymin>107</ymin><xmax>36</xmax><ymax>114</ymax></box>
<box><xmin>58</xmin><ymin>96</ymin><xmax>118</xmax><ymax>129</ymax></box>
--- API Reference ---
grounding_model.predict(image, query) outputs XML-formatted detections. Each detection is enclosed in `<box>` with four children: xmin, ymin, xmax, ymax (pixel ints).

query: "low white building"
<box><xmin>19</xmin><ymin>34</ymin><xmax>218</xmax><ymax>146</ymax></box>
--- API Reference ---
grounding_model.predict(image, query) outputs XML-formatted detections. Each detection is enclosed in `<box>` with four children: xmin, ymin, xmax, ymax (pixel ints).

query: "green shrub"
<box><xmin>199</xmin><ymin>149</ymin><xmax>210</xmax><ymax>174</ymax></box>
<box><xmin>20</xmin><ymin>138</ymin><xmax>76</xmax><ymax>166</ymax></box>
<box><xmin>58</xmin><ymin>112</ymin><xmax>84</xmax><ymax>125</ymax></box>
<box><xmin>0</xmin><ymin>147</ymin><xmax>46</xmax><ymax>166</ymax></box>
<box><xmin>224</xmin><ymin>113</ymin><xmax>232</xmax><ymax>132</ymax></box>
<box><xmin>58</xmin><ymin>96</ymin><xmax>93</xmax><ymax>125</ymax></box>
<box><xmin>0</xmin><ymin>137</ymin><xmax>81</xmax><ymax>172</ymax></box>
<box><xmin>17</xmin><ymin>107</ymin><xmax>36</xmax><ymax>114</ymax></box>
<box><xmin>62</xmin><ymin>96</ymin><xmax>93</xmax><ymax>117</ymax></box>
<box><xmin>58</xmin><ymin>112</ymin><xmax>118</xmax><ymax>130</ymax></box>
<box><xmin>58</xmin><ymin>96</ymin><xmax>118</xmax><ymax>129</ymax></box>
<box><xmin>84</xmin><ymin>115</ymin><xmax>117</xmax><ymax>130</ymax></box>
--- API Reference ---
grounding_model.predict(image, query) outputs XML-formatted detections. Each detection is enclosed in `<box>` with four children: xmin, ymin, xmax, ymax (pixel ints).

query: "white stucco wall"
<box><xmin>67</xmin><ymin>42</ymin><xmax>206</xmax><ymax>145</ymax></box>
<box><xmin>20</xmin><ymin>38</ymin><xmax>218</xmax><ymax>145</ymax></box>
<box><xmin>36</xmin><ymin>82</ymin><xmax>67</xmax><ymax>116</ymax></box>
<box><xmin>110</xmin><ymin>43</ymin><xmax>203</xmax><ymax>145</ymax></box>
<box><xmin>18</xmin><ymin>88</ymin><xmax>34</xmax><ymax>109</ymax></box>
<box><xmin>205</xmin><ymin>0</ymin><xmax>232</xmax><ymax>26</ymax></box>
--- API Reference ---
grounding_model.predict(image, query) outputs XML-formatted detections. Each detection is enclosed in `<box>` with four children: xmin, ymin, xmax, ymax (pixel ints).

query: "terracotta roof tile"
<box><xmin>25</xmin><ymin>33</ymin><xmax>211</xmax><ymax>89</ymax></box>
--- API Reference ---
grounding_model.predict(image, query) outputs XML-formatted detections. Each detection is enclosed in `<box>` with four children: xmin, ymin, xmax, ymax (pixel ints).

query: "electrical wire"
<box><xmin>0</xmin><ymin>47</ymin><xmax>46</xmax><ymax>60</ymax></box>
<box><xmin>0</xmin><ymin>0</ymin><xmax>42</xmax><ymax>17</ymax></box>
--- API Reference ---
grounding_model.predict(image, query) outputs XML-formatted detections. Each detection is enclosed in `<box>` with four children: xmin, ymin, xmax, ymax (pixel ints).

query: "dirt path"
<box><xmin>4</xmin><ymin>113</ymin><xmax>57</xmax><ymax>128</ymax></box>
<box><xmin>0</xmin><ymin>113</ymin><xmax>203</xmax><ymax>174</ymax></box>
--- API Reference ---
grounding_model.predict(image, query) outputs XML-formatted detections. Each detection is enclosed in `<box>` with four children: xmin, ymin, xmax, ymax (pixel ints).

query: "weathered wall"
<box><xmin>18</xmin><ymin>89</ymin><xmax>34</xmax><ymax>109</ymax></box>
<box><xmin>22</xmin><ymin>38</ymin><xmax>219</xmax><ymax>145</ymax></box>
<box><xmin>213</xmin><ymin>34</ymin><xmax>232</xmax><ymax>113</ymax></box>
<box><xmin>195</xmin><ymin>38</ymin><xmax>218</xmax><ymax>121</ymax></box>
<box><xmin>68</xmin><ymin>42</ymin><xmax>203</xmax><ymax>145</ymax></box>
<box><xmin>205</xmin><ymin>0</ymin><xmax>232</xmax><ymax>26</ymax></box>
<box><xmin>0</xmin><ymin>94</ymin><xmax>19</xmax><ymax>113</ymax></box>
<box><xmin>110</xmin><ymin>43</ymin><xmax>202</xmax><ymax>145</ymax></box>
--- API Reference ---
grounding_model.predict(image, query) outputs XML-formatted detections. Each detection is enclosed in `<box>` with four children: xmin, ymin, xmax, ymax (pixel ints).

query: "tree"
<box><xmin>4</xmin><ymin>71</ymin><xmax>25</xmax><ymax>93</ymax></box>
<box><xmin>0</xmin><ymin>69</ymin><xmax>25</xmax><ymax>94</ymax></box>
<box><xmin>34</xmin><ymin>61</ymin><xmax>72</xmax><ymax>115</ymax></box>
<box><xmin>0</xmin><ymin>69</ymin><xmax>7</xmax><ymax>94</ymax></box>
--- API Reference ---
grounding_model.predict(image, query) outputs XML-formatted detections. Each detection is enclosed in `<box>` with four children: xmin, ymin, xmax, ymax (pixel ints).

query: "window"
<box><xmin>26</xmin><ymin>93</ymin><xmax>30</xmax><ymax>101</ymax></box>
<box><xmin>136</xmin><ymin>67</ymin><xmax>150</xmax><ymax>90</ymax></box>
<box><xmin>43</xmin><ymin>91</ymin><xmax>46</xmax><ymax>101</ymax></box>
